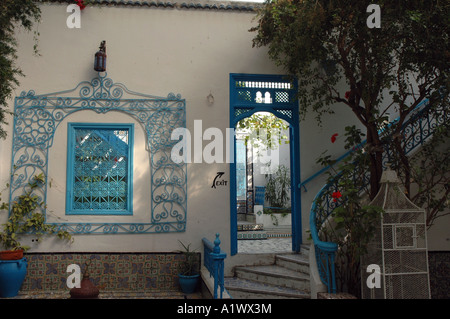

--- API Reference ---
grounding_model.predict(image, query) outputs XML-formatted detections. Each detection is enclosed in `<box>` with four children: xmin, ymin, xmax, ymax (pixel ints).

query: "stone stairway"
<box><xmin>224</xmin><ymin>246</ymin><xmax>311</xmax><ymax>299</ymax></box>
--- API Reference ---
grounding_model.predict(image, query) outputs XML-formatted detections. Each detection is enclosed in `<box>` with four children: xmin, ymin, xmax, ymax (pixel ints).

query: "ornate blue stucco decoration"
<box><xmin>10</xmin><ymin>73</ymin><xmax>186</xmax><ymax>234</ymax></box>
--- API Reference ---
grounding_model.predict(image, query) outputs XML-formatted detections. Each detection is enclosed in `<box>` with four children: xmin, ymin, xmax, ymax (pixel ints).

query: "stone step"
<box><xmin>226</xmin><ymin>248</ymin><xmax>311</xmax><ymax>299</ymax></box>
<box><xmin>234</xmin><ymin>264</ymin><xmax>310</xmax><ymax>292</ymax></box>
<box><xmin>275</xmin><ymin>253</ymin><xmax>309</xmax><ymax>275</ymax></box>
<box><xmin>224</xmin><ymin>277</ymin><xmax>310</xmax><ymax>299</ymax></box>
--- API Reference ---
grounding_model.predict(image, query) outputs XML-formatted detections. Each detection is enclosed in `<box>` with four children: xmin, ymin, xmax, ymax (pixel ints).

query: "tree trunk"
<box><xmin>392</xmin><ymin>137</ymin><xmax>411</xmax><ymax>197</ymax></box>
<box><xmin>366</xmin><ymin>124</ymin><xmax>383</xmax><ymax>199</ymax></box>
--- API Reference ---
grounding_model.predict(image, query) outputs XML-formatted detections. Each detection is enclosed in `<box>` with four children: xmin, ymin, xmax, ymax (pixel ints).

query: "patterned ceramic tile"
<box><xmin>20</xmin><ymin>252</ymin><xmax>198</xmax><ymax>295</ymax></box>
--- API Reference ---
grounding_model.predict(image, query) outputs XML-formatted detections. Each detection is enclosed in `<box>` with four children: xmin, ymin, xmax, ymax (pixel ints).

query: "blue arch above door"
<box><xmin>229</xmin><ymin>73</ymin><xmax>302</xmax><ymax>255</ymax></box>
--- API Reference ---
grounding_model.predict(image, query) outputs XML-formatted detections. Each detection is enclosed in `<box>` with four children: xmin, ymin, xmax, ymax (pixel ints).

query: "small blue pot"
<box><xmin>178</xmin><ymin>273</ymin><xmax>200</xmax><ymax>294</ymax></box>
<box><xmin>0</xmin><ymin>257</ymin><xmax>28</xmax><ymax>298</ymax></box>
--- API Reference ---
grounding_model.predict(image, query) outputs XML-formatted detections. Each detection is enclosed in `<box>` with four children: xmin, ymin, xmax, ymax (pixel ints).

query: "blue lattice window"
<box><xmin>66</xmin><ymin>123</ymin><xmax>134</xmax><ymax>215</ymax></box>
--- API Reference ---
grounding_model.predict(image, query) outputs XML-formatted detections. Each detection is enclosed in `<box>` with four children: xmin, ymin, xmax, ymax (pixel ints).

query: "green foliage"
<box><xmin>403</xmin><ymin>122</ymin><xmax>450</xmax><ymax>228</ymax></box>
<box><xmin>177</xmin><ymin>241</ymin><xmax>200</xmax><ymax>276</ymax></box>
<box><xmin>316</xmin><ymin>126</ymin><xmax>382</xmax><ymax>296</ymax></box>
<box><xmin>237</xmin><ymin>112</ymin><xmax>289</xmax><ymax>151</ymax></box>
<box><xmin>251</xmin><ymin>0</ymin><xmax>449</xmax><ymax>120</ymax></box>
<box><xmin>0</xmin><ymin>0</ymin><xmax>41</xmax><ymax>139</ymax></box>
<box><xmin>251</xmin><ymin>0</ymin><xmax>449</xmax><ymax>198</ymax></box>
<box><xmin>316</xmin><ymin>116</ymin><xmax>449</xmax><ymax>296</ymax></box>
<box><xmin>264</xmin><ymin>164</ymin><xmax>291</xmax><ymax>208</ymax></box>
<box><xmin>254</xmin><ymin>0</ymin><xmax>449</xmax><ymax>295</ymax></box>
<box><xmin>0</xmin><ymin>174</ymin><xmax>72</xmax><ymax>251</ymax></box>
<box><xmin>330</xmin><ymin>196</ymin><xmax>383</xmax><ymax>297</ymax></box>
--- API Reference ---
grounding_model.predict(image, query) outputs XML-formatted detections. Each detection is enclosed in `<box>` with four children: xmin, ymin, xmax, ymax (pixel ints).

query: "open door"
<box><xmin>229</xmin><ymin>74</ymin><xmax>301</xmax><ymax>255</ymax></box>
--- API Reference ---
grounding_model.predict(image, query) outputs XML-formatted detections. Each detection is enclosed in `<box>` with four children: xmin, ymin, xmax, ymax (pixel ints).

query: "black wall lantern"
<box><xmin>94</xmin><ymin>41</ymin><xmax>107</xmax><ymax>72</ymax></box>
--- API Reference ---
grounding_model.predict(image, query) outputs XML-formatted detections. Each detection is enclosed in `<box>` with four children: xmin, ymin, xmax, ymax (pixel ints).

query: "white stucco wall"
<box><xmin>1</xmin><ymin>2</ymin><xmax>291</xmax><ymax>255</ymax></box>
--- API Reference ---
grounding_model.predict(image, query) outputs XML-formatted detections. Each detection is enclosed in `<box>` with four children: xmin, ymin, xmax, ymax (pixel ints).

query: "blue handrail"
<box><xmin>310</xmin><ymin>97</ymin><xmax>447</xmax><ymax>293</ymax></box>
<box><xmin>202</xmin><ymin>233</ymin><xmax>227</xmax><ymax>299</ymax></box>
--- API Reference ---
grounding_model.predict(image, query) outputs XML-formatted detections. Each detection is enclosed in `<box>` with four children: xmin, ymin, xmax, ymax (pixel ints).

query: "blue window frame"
<box><xmin>66</xmin><ymin>123</ymin><xmax>134</xmax><ymax>215</ymax></box>
<box><xmin>235</xmin><ymin>139</ymin><xmax>247</xmax><ymax>199</ymax></box>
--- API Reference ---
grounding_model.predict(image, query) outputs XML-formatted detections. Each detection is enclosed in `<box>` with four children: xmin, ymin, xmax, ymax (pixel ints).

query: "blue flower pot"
<box><xmin>0</xmin><ymin>257</ymin><xmax>28</xmax><ymax>298</ymax></box>
<box><xmin>178</xmin><ymin>273</ymin><xmax>200</xmax><ymax>294</ymax></box>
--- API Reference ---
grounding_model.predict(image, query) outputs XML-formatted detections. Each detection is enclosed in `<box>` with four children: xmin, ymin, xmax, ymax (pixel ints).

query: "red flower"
<box><xmin>332</xmin><ymin>191</ymin><xmax>342</xmax><ymax>202</ymax></box>
<box><xmin>75</xmin><ymin>0</ymin><xmax>86</xmax><ymax>10</ymax></box>
<box><xmin>345</xmin><ymin>91</ymin><xmax>351</xmax><ymax>99</ymax></box>
<box><xmin>331</xmin><ymin>133</ymin><xmax>338</xmax><ymax>143</ymax></box>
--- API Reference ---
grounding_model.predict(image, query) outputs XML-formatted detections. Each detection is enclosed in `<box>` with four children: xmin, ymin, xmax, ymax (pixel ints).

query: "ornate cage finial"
<box><xmin>99</xmin><ymin>40</ymin><xmax>106</xmax><ymax>53</ymax></box>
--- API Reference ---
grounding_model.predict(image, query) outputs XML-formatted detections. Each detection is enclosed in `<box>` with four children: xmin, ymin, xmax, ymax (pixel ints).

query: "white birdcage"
<box><xmin>361</xmin><ymin>168</ymin><xmax>431</xmax><ymax>299</ymax></box>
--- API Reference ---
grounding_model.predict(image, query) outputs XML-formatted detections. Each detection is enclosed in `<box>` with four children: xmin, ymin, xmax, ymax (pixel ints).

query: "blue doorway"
<box><xmin>229</xmin><ymin>74</ymin><xmax>301</xmax><ymax>255</ymax></box>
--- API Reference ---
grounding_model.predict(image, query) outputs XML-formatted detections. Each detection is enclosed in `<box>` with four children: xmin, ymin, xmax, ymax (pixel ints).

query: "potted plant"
<box><xmin>264</xmin><ymin>164</ymin><xmax>291</xmax><ymax>209</ymax></box>
<box><xmin>177</xmin><ymin>241</ymin><xmax>200</xmax><ymax>294</ymax></box>
<box><xmin>0</xmin><ymin>173</ymin><xmax>72</xmax><ymax>297</ymax></box>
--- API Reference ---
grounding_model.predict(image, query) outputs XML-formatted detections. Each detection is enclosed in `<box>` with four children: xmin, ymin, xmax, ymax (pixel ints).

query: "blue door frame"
<box><xmin>229</xmin><ymin>73</ymin><xmax>301</xmax><ymax>255</ymax></box>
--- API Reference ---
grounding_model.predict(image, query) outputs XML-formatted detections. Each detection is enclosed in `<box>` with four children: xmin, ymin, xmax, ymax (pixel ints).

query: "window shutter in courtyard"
<box><xmin>67</xmin><ymin>124</ymin><xmax>133</xmax><ymax>215</ymax></box>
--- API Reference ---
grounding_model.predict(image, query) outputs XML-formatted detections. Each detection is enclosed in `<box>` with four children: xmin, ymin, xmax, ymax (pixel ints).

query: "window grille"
<box><xmin>230</xmin><ymin>74</ymin><xmax>297</xmax><ymax>122</ymax></box>
<box><xmin>67</xmin><ymin>123</ymin><xmax>133</xmax><ymax>215</ymax></box>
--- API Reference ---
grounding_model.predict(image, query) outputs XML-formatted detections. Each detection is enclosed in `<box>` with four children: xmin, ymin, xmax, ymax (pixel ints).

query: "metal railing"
<box><xmin>202</xmin><ymin>233</ymin><xmax>227</xmax><ymax>299</ymax></box>
<box><xmin>310</xmin><ymin>98</ymin><xmax>448</xmax><ymax>293</ymax></box>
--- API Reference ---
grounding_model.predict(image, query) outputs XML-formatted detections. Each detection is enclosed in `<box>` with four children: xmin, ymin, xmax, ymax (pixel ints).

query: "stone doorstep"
<box><xmin>224</xmin><ymin>277</ymin><xmax>310</xmax><ymax>299</ymax></box>
<box><xmin>225</xmin><ymin>247</ymin><xmax>311</xmax><ymax>299</ymax></box>
<box><xmin>276</xmin><ymin>254</ymin><xmax>310</xmax><ymax>274</ymax></box>
<box><xmin>234</xmin><ymin>265</ymin><xmax>310</xmax><ymax>291</ymax></box>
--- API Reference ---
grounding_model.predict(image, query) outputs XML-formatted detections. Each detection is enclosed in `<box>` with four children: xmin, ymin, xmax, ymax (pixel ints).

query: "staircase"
<box><xmin>224</xmin><ymin>245</ymin><xmax>311</xmax><ymax>299</ymax></box>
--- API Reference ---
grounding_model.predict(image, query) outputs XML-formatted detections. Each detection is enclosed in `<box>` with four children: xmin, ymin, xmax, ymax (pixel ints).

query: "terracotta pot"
<box><xmin>0</xmin><ymin>250</ymin><xmax>24</xmax><ymax>260</ymax></box>
<box><xmin>70</xmin><ymin>274</ymin><xmax>99</xmax><ymax>299</ymax></box>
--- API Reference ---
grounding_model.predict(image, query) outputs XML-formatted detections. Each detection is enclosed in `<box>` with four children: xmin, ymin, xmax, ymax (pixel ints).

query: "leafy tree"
<box><xmin>237</xmin><ymin>112</ymin><xmax>289</xmax><ymax>151</ymax></box>
<box><xmin>315</xmin><ymin>125</ymin><xmax>384</xmax><ymax>296</ymax></box>
<box><xmin>408</xmin><ymin>124</ymin><xmax>450</xmax><ymax>228</ymax></box>
<box><xmin>0</xmin><ymin>0</ymin><xmax>41</xmax><ymax>139</ymax></box>
<box><xmin>251</xmin><ymin>0</ymin><xmax>449</xmax><ymax>199</ymax></box>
